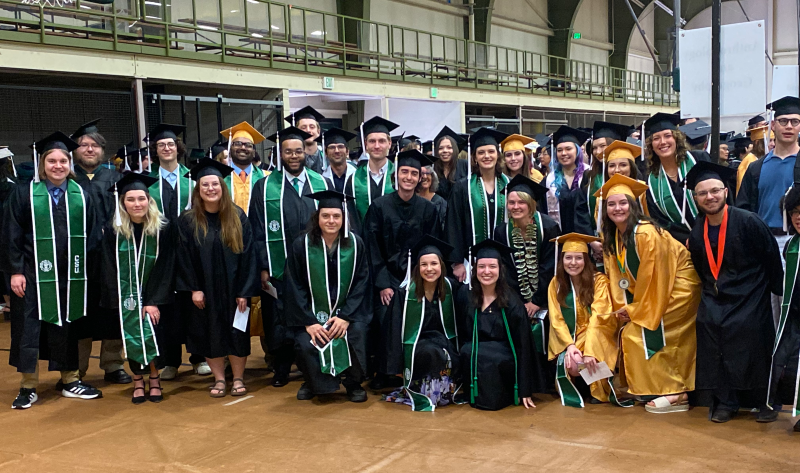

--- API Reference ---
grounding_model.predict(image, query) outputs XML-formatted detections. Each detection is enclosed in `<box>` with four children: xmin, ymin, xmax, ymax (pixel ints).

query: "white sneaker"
<box><xmin>193</xmin><ymin>362</ymin><xmax>212</xmax><ymax>376</ymax></box>
<box><xmin>160</xmin><ymin>366</ymin><xmax>178</xmax><ymax>380</ymax></box>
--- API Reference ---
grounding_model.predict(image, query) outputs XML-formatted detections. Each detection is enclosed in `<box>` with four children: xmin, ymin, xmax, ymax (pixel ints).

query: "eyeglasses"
<box><xmin>776</xmin><ymin>118</ymin><xmax>800</xmax><ymax>127</ymax></box>
<box><xmin>232</xmin><ymin>141</ymin><xmax>254</xmax><ymax>149</ymax></box>
<box><xmin>282</xmin><ymin>150</ymin><xmax>305</xmax><ymax>157</ymax></box>
<box><xmin>695</xmin><ymin>187</ymin><xmax>726</xmax><ymax>199</ymax></box>
<box><xmin>156</xmin><ymin>142</ymin><xmax>176</xmax><ymax>150</ymax></box>
<box><xmin>326</xmin><ymin>144</ymin><xmax>347</xmax><ymax>152</ymax></box>
<box><xmin>789</xmin><ymin>209</ymin><xmax>800</xmax><ymax>217</ymax></box>
<box><xmin>420</xmin><ymin>171</ymin><xmax>432</xmax><ymax>176</ymax></box>
<box><xmin>78</xmin><ymin>143</ymin><xmax>101</xmax><ymax>150</ymax></box>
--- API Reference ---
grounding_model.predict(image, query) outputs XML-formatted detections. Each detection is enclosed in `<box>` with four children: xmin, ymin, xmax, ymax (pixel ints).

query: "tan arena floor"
<box><xmin>0</xmin><ymin>320</ymin><xmax>797</xmax><ymax>472</ymax></box>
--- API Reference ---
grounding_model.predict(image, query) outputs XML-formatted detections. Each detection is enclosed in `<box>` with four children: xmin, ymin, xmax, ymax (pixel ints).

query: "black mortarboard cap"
<box><xmin>678</xmin><ymin>120</ymin><xmax>712</xmax><ymax>145</ymax></box>
<box><xmin>626</xmin><ymin>137</ymin><xmax>642</xmax><ymax>147</ymax></box>
<box><xmin>469</xmin><ymin>127</ymin><xmax>509</xmax><ymax>149</ymax></box>
<box><xmin>306</xmin><ymin>189</ymin><xmax>353</xmax><ymax>209</ymax></box>
<box><xmin>396</xmin><ymin>149</ymin><xmax>435</xmax><ymax>170</ymax></box>
<box><xmin>553</xmin><ymin>126</ymin><xmax>590</xmax><ymax>146</ymax></box>
<box><xmin>769</xmin><ymin>96</ymin><xmax>800</xmax><ymax>118</ymax></box>
<box><xmin>435</xmin><ymin>126</ymin><xmax>466</xmax><ymax>148</ymax></box>
<box><xmin>471</xmin><ymin>238</ymin><xmax>513</xmax><ymax>261</ymax></box>
<box><xmin>593</xmin><ymin>121</ymin><xmax>632</xmax><ymax>142</ymax></box>
<box><xmin>729</xmin><ymin>134</ymin><xmax>752</xmax><ymax>148</ymax></box>
<box><xmin>71</xmin><ymin>119</ymin><xmax>102</xmax><ymax>140</ymax></box>
<box><xmin>422</xmin><ymin>140</ymin><xmax>433</xmax><ymax>154</ymax></box>
<box><xmin>266</xmin><ymin>126</ymin><xmax>312</xmax><ymax>144</ymax></box>
<box><xmin>506</xmin><ymin>174</ymin><xmax>549</xmax><ymax>202</ymax></box>
<box><xmin>31</xmin><ymin>131</ymin><xmax>79</xmax><ymax>155</ymax></box>
<box><xmin>748</xmin><ymin>114</ymin><xmax>766</xmax><ymax>127</ymax></box>
<box><xmin>410</xmin><ymin>235</ymin><xmax>454</xmax><ymax>263</ymax></box>
<box><xmin>644</xmin><ymin>112</ymin><xmax>681</xmax><ymax>137</ymax></box>
<box><xmin>318</xmin><ymin>127</ymin><xmax>356</xmax><ymax>146</ymax></box>
<box><xmin>149</xmin><ymin>123</ymin><xmax>186</xmax><ymax>142</ymax></box>
<box><xmin>211</xmin><ymin>139</ymin><xmax>228</xmax><ymax>157</ymax></box>
<box><xmin>115</xmin><ymin>141</ymin><xmax>138</xmax><ymax>158</ymax></box>
<box><xmin>189</xmin><ymin>148</ymin><xmax>206</xmax><ymax>160</ymax></box>
<box><xmin>110</xmin><ymin>171</ymin><xmax>158</xmax><ymax>195</ymax></box>
<box><xmin>287</xmin><ymin>105</ymin><xmax>325</xmax><ymax>124</ymax></box>
<box><xmin>360</xmin><ymin>116</ymin><xmax>399</xmax><ymax>136</ymax></box>
<box><xmin>184</xmin><ymin>157</ymin><xmax>234</xmax><ymax>180</ymax></box>
<box><xmin>683</xmin><ymin>161</ymin><xmax>737</xmax><ymax>191</ymax></box>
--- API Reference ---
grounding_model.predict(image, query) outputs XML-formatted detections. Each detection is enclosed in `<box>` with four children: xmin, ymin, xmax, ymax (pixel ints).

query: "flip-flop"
<box><xmin>645</xmin><ymin>394</ymin><xmax>689</xmax><ymax>414</ymax></box>
<box><xmin>231</xmin><ymin>378</ymin><xmax>247</xmax><ymax>397</ymax></box>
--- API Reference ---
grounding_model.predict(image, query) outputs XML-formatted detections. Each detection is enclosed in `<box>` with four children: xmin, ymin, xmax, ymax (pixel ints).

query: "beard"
<box><xmin>702</xmin><ymin>199</ymin><xmax>726</xmax><ymax>216</ymax></box>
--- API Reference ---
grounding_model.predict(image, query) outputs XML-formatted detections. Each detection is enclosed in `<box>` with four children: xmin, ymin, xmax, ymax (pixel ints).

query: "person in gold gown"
<box><xmin>598</xmin><ymin>174</ymin><xmax>701</xmax><ymax>413</ymax></box>
<box><xmin>736</xmin><ymin>125</ymin><xmax>773</xmax><ymax>195</ymax></box>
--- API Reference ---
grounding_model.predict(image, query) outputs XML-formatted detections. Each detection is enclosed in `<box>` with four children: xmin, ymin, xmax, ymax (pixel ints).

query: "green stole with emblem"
<box><xmin>352</xmin><ymin>161</ymin><xmax>395</xmax><ymax>222</ymax></box>
<box><xmin>468</xmin><ymin>173</ymin><xmax>508</xmax><ymax>246</ymax></box>
<box><xmin>150</xmin><ymin>164</ymin><xmax>193</xmax><ymax>217</ymax></box>
<box><xmin>305</xmin><ymin>233</ymin><xmax>357</xmax><ymax>377</ymax></box>
<box><xmin>769</xmin><ymin>235</ymin><xmax>800</xmax><ymax>414</ymax></box>
<box><xmin>401</xmin><ymin>280</ymin><xmax>457</xmax><ymax>412</ymax></box>
<box><xmin>115</xmin><ymin>230</ymin><xmax>160</xmax><ymax>367</ymax></box>
<box><xmin>224</xmin><ymin>165</ymin><xmax>265</xmax><ymax>213</ymax></box>
<box><xmin>30</xmin><ymin>180</ymin><xmax>87</xmax><ymax>325</ymax></box>
<box><xmin>647</xmin><ymin>152</ymin><xmax>697</xmax><ymax>229</ymax></box>
<box><xmin>263</xmin><ymin>169</ymin><xmax>328</xmax><ymax>281</ymax></box>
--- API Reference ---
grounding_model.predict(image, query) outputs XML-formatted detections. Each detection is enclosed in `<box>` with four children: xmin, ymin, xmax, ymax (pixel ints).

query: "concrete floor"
<box><xmin>0</xmin><ymin>321</ymin><xmax>798</xmax><ymax>472</ymax></box>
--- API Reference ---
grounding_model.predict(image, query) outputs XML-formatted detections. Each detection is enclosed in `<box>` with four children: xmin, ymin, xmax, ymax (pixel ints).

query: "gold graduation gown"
<box><xmin>736</xmin><ymin>153</ymin><xmax>757</xmax><ymax>195</ymax></box>
<box><xmin>547</xmin><ymin>273</ymin><xmax>619</xmax><ymax>401</ymax></box>
<box><xmin>603</xmin><ymin>222</ymin><xmax>701</xmax><ymax>396</ymax></box>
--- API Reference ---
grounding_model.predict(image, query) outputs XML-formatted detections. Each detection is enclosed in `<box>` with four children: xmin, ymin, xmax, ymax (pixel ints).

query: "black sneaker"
<box><xmin>12</xmin><ymin>388</ymin><xmax>37</xmax><ymax>409</ymax></box>
<box><xmin>104</xmin><ymin>369</ymin><xmax>132</xmax><ymax>384</ymax></box>
<box><xmin>346</xmin><ymin>386</ymin><xmax>368</xmax><ymax>403</ymax></box>
<box><xmin>756</xmin><ymin>408</ymin><xmax>779</xmax><ymax>423</ymax></box>
<box><xmin>62</xmin><ymin>381</ymin><xmax>103</xmax><ymax>400</ymax></box>
<box><xmin>296</xmin><ymin>383</ymin><xmax>315</xmax><ymax>400</ymax></box>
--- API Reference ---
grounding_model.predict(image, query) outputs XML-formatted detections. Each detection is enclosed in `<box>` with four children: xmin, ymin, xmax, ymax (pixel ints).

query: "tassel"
<box><xmin>10</xmin><ymin>153</ymin><xmax>17</xmax><ymax>178</ymax></box>
<box><xmin>359</xmin><ymin>122</ymin><xmax>366</xmax><ymax>161</ymax></box>
<box><xmin>597</xmin><ymin>196</ymin><xmax>603</xmax><ymax>235</ymax></box>
<box><xmin>765</xmin><ymin>109</ymin><xmax>773</xmax><ymax>152</ymax></box>
<box><xmin>705</xmin><ymin>136</ymin><xmax>711</xmax><ymax>154</ymax></box>
<box><xmin>123</xmin><ymin>145</ymin><xmax>131</xmax><ymax>172</ymax></box>
<box><xmin>467</xmin><ymin>138</ymin><xmax>472</xmax><ymax>177</ymax></box>
<box><xmin>113</xmin><ymin>183</ymin><xmax>122</xmax><ymax>227</ymax></box>
<box><xmin>69</xmin><ymin>151</ymin><xmax>75</xmax><ymax>173</ymax></box>
<box><xmin>394</xmin><ymin>141</ymin><xmax>399</xmax><ymax>190</ymax></box>
<box><xmin>504</xmin><ymin>186</ymin><xmax>508</xmax><ymax>223</ymax></box>
<box><xmin>467</xmin><ymin>247</ymin><xmax>472</xmax><ymax>290</ymax></box>
<box><xmin>343</xmin><ymin>200</ymin><xmax>349</xmax><ymax>239</ymax></box>
<box><xmin>554</xmin><ymin>237</ymin><xmax>559</xmax><ymax>272</ymax></box>
<box><xmin>146</xmin><ymin>135</ymin><xmax>152</xmax><ymax>174</ymax></box>
<box><xmin>138</xmin><ymin>149</ymin><xmax>143</xmax><ymax>174</ymax></box>
<box><xmin>399</xmin><ymin>249</ymin><xmax>411</xmax><ymax>289</ymax></box>
<box><xmin>640</xmin><ymin>122</ymin><xmax>645</xmax><ymax>161</ymax></box>
<box><xmin>292</xmin><ymin>113</ymin><xmax>296</xmax><ymax>127</ymax></box>
<box><xmin>681</xmin><ymin>179</ymin><xmax>688</xmax><ymax>225</ymax></box>
<box><xmin>227</xmin><ymin>129</ymin><xmax>233</xmax><ymax>158</ymax></box>
<box><xmin>33</xmin><ymin>143</ymin><xmax>40</xmax><ymax>183</ymax></box>
<box><xmin>276</xmin><ymin>130</ymin><xmax>282</xmax><ymax>172</ymax></box>
<box><xmin>208</xmin><ymin>148</ymin><xmax>212</xmax><ymax>160</ymax></box>
<box><xmin>784</xmin><ymin>185</ymin><xmax>793</xmax><ymax>233</ymax></box>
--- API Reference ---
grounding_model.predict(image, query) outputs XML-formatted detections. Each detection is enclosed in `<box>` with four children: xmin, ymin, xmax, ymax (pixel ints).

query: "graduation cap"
<box><xmin>211</xmin><ymin>139</ymin><xmax>228</xmax><ymax>157</ymax></box>
<box><xmin>422</xmin><ymin>140</ymin><xmax>433</xmax><ymax>155</ymax></box>
<box><xmin>267</xmin><ymin>126</ymin><xmax>312</xmax><ymax>145</ymax></box>
<box><xmin>592</xmin><ymin>121</ymin><xmax>630</xmax><ymax>142</ymax></box>
<box><xmin>184</xmin><ymin>157</ymin><xmax>234</xmax><ymax>181</ymax></box>
<box><xmin>31</xmin><ymin>131</ymin><xmax>79</xmax><ymax>155</ymax></box>
<box><xmin>604</xmin><ymin>140</ymin><xmax>641</xmax><ymax>162</ymax></box>
<box><xmin>150</xmin><ymin>123</ymin><xmax>186</xmax><ymax>143</ymax></box>
<box><xmin>471</xmin><ymin>238</ymin><xmax>513</xmax><ymax>262</ymax></box>
<box><xmin>625</xmin><ymin>136</ymin><xmax>642</xmax><ymax>147</ymax></box>
<box><xmin>719</xmin><ymin>132</ymin><xmax>733</xmax><ymax>144</ymax></box>
<box><xmin>286</xmin><ymin>106</ymin><xmax>325</xmax><ymax>126</ymax></box>
<box><xmin>769</xmin><ymin>96</ymin><xmax>800</xmax><ymax>118</ymax></box>
<box><xmin>506</xmin><ymin>174</ymin><xmax>549</xmax><ymax>202</ymax></box>
<box><xmin>359</xmin><ymin>116</ymin><xmax>399</xmax><ymax>137</ymax></box>
<box><xmin>593</xmin><ymin>173</ymin><xmax>648</xmax><ymax>200</ymax></box>
<box><xmin>220</xmin><ymin>121</ymin><xmax>266</xmax><ymax>145</ymax></box>
<box><xmin>410</xmin><ymin>234</ymin><xmax>454</xmax><ymax>264</ymax></box>
<box><xmin>188</xmin><ymin>148</ymin><xmax>206</xmax><ymax>161</ymax></box>
<box><xmin>396</xmin><ymin>149</ymin><xmax>435</xmax><ymax>170</ymax></box>
<box><xmin>729</xmin><ymin>133</ymin><xmax>752</xmax><ymax>148</ymax></box>
<box><xmin>682</xmin><ymin>161</ymin><xmax>737</xmax><ymax>192</ymax></box>
<box><xmin>500</xmin><ymin>134</ymin><xmax>534</xmax><ymax>153</ymax></box>
<box><xmin>435</xmin><ymin>126</ymin><xmax>466</xmax><ymax>149</ymax></box>
<box><xmin>644</xmin><ymin>112</ymin><xmax>681</xmax><ymax>137</ymax></box>
<box><xmin>307</xmin><ymin>189</ymin><xmax>355</xmax><ymax>240</ymax></box>
<box><xmin>749</xmin><ymin>125</ymin><xmax>773</xmax><ymax>142</ymax></box>
<box><xmin>317</xmin><ymin>127</ymin><xmax>356</xmax><ymax>147</ymax></box>
<box><xmin>115</xmin><ymin>142</ymin><xmax>136</xmax><ymax>159</ymax></box>
<box><xmin>109</xmin><ymin>171</ymin><xmax>158</xmax><ymax>195</ymax></box>
<box><xmin>0</xmin><ymin>147</ymin><xmax>15</xmax><ymax>178</ymax></box>
<box><xmin>349</xmin><ymin>147</ymin><xmax>363</xmax><ymax>161</ymax></box>
<box><xmin>71</xmin><ymin>119</ymin><xmax>101</xmax><ymax>140</ymax></box>
<box><xmin>678</xmin><ymin>120</ymin><xmax>712</xmax><ymax>146</ymax></box>
<box><xmin>468</xmin><ymin>127</ymin><xmax>509</xmax><ymax>149</ymax></box>
<box><xmin>550</xmin><ymin>233</ymin><xmax>599</xmax><ymax>256</ymax></box>
<box><xmin>748</xmin><ymin>114</ymin><xmax>766</xmax><ymax>127</ymax></box>
<box><xmin>553</xmin><ymin>126</ymin><xmax>590</xmax><ymax>146</ymax></box>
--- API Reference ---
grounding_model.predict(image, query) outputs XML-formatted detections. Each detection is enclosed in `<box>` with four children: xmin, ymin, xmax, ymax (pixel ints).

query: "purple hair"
<box><xmin>552</xmin><ymin>142</ymin><xmax>585</xmax><ymax>197</ymax></box>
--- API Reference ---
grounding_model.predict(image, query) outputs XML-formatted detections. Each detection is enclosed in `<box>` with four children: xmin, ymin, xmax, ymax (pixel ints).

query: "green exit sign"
<box><xmin>573</xmin><ymin>32</ymin><xmax>582</xmax><ymax>40</ymax></box>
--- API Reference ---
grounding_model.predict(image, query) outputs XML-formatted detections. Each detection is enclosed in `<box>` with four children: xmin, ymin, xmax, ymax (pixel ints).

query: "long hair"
<box><xmin>304</xmin><ymin>207</ymin><xmax>350</xmax><ymax>246</ymax></box>
<box><xmin>782</xmin><ymin>185</ymin><xmax>800</xmax><ymax>236</ymax></box>
<box><xmin>604</xmin><ymin>158</ymin><xmax>640</xmax><ymax>181</ymax></box>
<box><xmin>751</xmin><ymin>140</ymin><xmax>766</xmax><ymax>159</ymax></box>
<box><xmin>114</xmin><ymin>195</ymin><xmax>167</xmax><ymax>239</ymax></box>
<box><xmin>411</xmin><ymin>254</ymin><xmax>447</xmax><ymax>303</ymax></box>
<box><xmin>416</xmin><ymin>165</ymin><xmax>439</xmax><ymax>193</ymax></box>
<box><xmin>471</xmin><ymin>145</ymin><xmax>504</xmax><ymax>176</ymax></box>
<box><xmin>601</xmin><ymin>194</ymin><xmax>661</xmax><ymax>256</ymax></box>
<box><xmin>555</xmin><ymin>253</ymin><xmax>596</xmax><ymax>308</ymax></box>
<box><xmin>552</xmin><ymin>142</ymin><xmax>585</xmax><ymax>197</ymax></box>
<box><xmin>149</xmin><ymin>138</ymin><xmax>187</xmax><ymax>167</ymax></box>
<box><xmin>645</xmin><ymin>129</ymin><xmax>690</xmax><ymax>176</ymax></box>
<box><xmin>469</xmin><ymin>258</ymin><xmax>512</xmax><ymax>309</ymax></box>
<box><xmin>502</xmin><ymin>149</ymin><xmax>531</xmax><ymax>179</ymax></box>
<box><xmin>38</xmin><ymin>149</ymin><xmax>77</xmax><ymax>182</ymax></box>
<box><xmin>187</xmin><ymin>176</ymin><xmax>243</xmax><ymax>253</ymax></box>
<box><xmin>434</xmin><ymin>136</ymin><xmax>460</xmax><ymax>183</ymax></box>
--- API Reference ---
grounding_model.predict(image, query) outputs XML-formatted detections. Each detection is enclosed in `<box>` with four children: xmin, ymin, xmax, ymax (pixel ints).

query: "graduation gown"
<box><xmin>0</xmin><ymin>176</ymin><xmax>17</xmax><ymax>298</ymax></box>
<box><xmin>343</xmin><ymin>162</ymin><xmax>394</xmax><ymax>237</ymax></box>
<box><xmin>687</xmin><ymin>207</ymin><xmax>781</xmax><ymax>392</ymax></box>
<box><xmin>285</xmin><ymin>234</ymin><xmax>371</xmax><ymax>394</ymax></box>
<box><xmin>547</xmin><ymin>274</ymin><xmax>619</xmax><ymax>402</ymax></box>
<box><xmin>769</xmin><ymin>236</ymin><xmax>800</xmax><ymax>409</ymax></box>
<box><xmin>0</xmin><ymin>180</ymin><xmax>101</xmax><ymax>372</ymax></box>
<box><xmin>445</xmin><ymin>175</ymin><xmax>507</xmax><ymax>264</ymax></box>
<box><xmin>456</xmin><ymin>286</ymin><xmax>534</xmax><ymax>410</ymax></box>
<box><xmin>604</xmin><ymin>222</ymin><xmax>701</xmax><ymax>396</ymax></box>
<box><xmin>176</xmin><ymin>208</ymin><xmax>259</xmax><ymax>358</ymax></box>
<box><xmin>544</xmin><ymin>171</ymin><xmax>593</xmax><ymax>235</ymax></box>
<box><xmin>434</xmin><ymin>159</ymin><xmax>468</xmax><ymax>202</ymax></box>
<box><xmin>430</xmin><ymin>194</ymin><xmax>447</xmax><ymax>233</ymax></box>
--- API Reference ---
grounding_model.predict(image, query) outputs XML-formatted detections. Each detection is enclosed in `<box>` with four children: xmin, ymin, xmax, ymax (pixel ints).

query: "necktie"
<box><xmin>52</xmin><ymin>188</ymin><xmax>61</xmax><ymax>204</ymax></box>
<box><xmin>239</xmin><ymin>170</ymin><xmax>247</xmax><ymax>183</ymax></box>
<box><xmin>292</xmin><ymin>177</ymin><xmax>300</xmax><ymax>194</ymax></box>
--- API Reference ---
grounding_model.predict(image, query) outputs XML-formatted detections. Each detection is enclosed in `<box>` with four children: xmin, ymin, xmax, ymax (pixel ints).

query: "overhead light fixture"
<box><xmin>310</xmin><ymin>30</ymin><xmax>323</xmax><ymax>36</ymax></box>
<box><xmin>251</xmin><ymin>33</ymin><xmax>263</xmax><ymax>38</ymax></box>
<box><xmin>230</xmin><ymin>9</ymin><xmax>239</xmax><ymax>12</ymax></box>
<box><xmin>198</xmin><ymin>25</ymin><xmax>218</xmax><ymax>31</ymax></box>
<box><xmin>271</xmin><ymin>25</ymin><xmax>280</xmax><ymax>30</ymax></box>
<box><xmin>144</xmin><ymin>1</ymin><xmax>161</xmax><ymax>5</ymax></box>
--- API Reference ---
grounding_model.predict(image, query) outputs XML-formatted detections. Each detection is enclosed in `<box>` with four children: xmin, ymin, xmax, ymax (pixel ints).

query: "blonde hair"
<box><xmin>509</xmin><ymin>190</ymin><xmax>537</xmax><ymax>219</ymax></box>
<box><xmin>38</xmin><ymin>149</ymin><xmax>76</xmax><ymax>182</ymax></box>
<box><xmin>114</xmin><ymin>194</ymin><xmax>167</xmax><ymax>240</ymax></box>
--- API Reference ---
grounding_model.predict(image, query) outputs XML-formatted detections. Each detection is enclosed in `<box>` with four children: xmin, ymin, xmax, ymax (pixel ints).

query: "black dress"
<box><xmin>435</xmin><ymin>159</ymin><xmax>468</xmax><ymax>202</ymax></box>
<box><xmin>176</xmin><ymin>208</ymin><xmax>259</xmax><ymax>358</ymax></box>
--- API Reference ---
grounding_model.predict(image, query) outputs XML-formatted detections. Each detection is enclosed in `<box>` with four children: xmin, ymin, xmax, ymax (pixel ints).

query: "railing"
<box><xmin>0</xmin><ymin>0</ymin><xmax>678</xmax><ymax>106</ymax></box>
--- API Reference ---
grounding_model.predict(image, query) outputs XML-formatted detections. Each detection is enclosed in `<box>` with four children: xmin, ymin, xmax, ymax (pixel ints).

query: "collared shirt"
<box><xmin>159</xmin><ymin>166</ymin><xmax>178</xmax><ymax>190</ymax></box>
<box><xmin>45</xmin><ymin>180</ymin><xmax>68</xmax><ymax>205</ymax></box>
<box><xmin>323</xmin><ymin>161</ymin><xmax>356</xmax><ymax>193</ymax></box>
<box><xmin>757</xmin><ymin>151</ymin><xmax>796</xmax><ymax>228</ymax></box>
<box><xmin>230</xmin><ymin>162</ymin><xmax>253</xmax><ymax>178</ymax></box>
<box><xmin>285</xmin><ymin>169</ymin><xmax>307</xmax><ymax>196</ymax></box>
<box><xmin>369</xmin><ymin>160</ymin><xmax>389</xmax><ymax>186</ymax></box>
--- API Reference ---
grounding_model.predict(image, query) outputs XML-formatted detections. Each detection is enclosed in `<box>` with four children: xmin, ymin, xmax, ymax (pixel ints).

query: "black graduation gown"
<box><xmin>175</xmin><ymin>208</ymin><xmax>259</xmax><ymax>358</ymax></box>
<box><xmin>97</xmin><ymin>222</ymin><xmax>177</xmax><ymax>341</ymax></box>
<box><xmin>0</xmin><ymin>181</ymin><xmax>101</xmax><ymax>372</ymax></box>
<box><xmin>249</xmin><ymin>172</ymin><xmax>333</xmax><ymax>351</ymax></box>
<box><xmin>343</xmin><ymin>163</ymin><xmax>394</xmax><ymax>237</ymax></box>
<box><xmin>770</xmin><ymin>239</ymin><xmax>800</xmax><ymax>406</ymax></box>
<box><xmin>434</xmin><ymin>159</ymin><xmax>468</xmax><ymax>202</ymax></box>
<box><xmin>456</xmin><ymin>286</ymin><xmax>534</xmax><ymax>410</ymax></box>
<box><xmin>687</xmin><ymin>207</ymin><xmax>782</xmax><ymax>392</ymax></box>
<box><xmin>735</xmin><ymin>157</ymin><xmax>764</xmax><ymax>213</ymax></box>
<box><xmin>553</xmin><ymin>182</ymin><xmax>593</xmax><ymax>235</ymax></box>
<box><xmin>430</xmin><ymin>194</ymin><xmax>447</xmax><ymax>233</ymax></box>
<box><xmin>0</xmin><ymin>176</ymin><xmax>16</xmax><ymax>298</ymax></box>
<box><xmin>445</xmin><ymin>176</ymin><xmax>502</xmax><ymax>264</ymax></box>
<box><xmin>285</xmin><ymin>234</ymin><xmax>371</xmax><ymax>394</ymax></box>
<box><xmin>383</xmin><ymin>280</ymin><xmax>461</xmax><ymax>380</ymax></box>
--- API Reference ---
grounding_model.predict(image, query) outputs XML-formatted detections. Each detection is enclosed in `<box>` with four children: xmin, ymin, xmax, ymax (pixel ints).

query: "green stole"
<box><xmin>647</xmin><ymin>152</ymin><xmax>698</xmax><ymax>229</ymax></box>
<box><xmin>468</xmin><ymin>173</ymin><xmax>508</xmax><ymax>246</ymax></box>
<box><xmin>263</xmin><ymin>169</ymin><xmax>328</xmax><ymax>281</ymax></box>
<box><xmin>555</xmin><ymin>284</ymin><xmax>585</xmax><ymax>408</ymax></box>
<box><xmin>150</xmin><ymin>164</ymin><xmax>193</xmax><ymax>217</ymax></box>
<box><xmin>305</xmin><ymin>234</ymin><xmax>357</xmax><ymax>377</ymax></box>
<box><xmin>30</xmin><ymin>180</ymin><xmax>87</xmax><ymax>325</ymax></box>
<box><xmin>401</xmin><ymin>280</ymin><xmax>457</xmax><ymax>412</ymax></box>
<box><xmin>115</xmin><ymin>230</ymin><xmax>160</xmax><ymax>367</ymax></box>
<box><xmin>587</xmin><ymin>173</ymin><xmax>603</xmax><ymax>231</ymax></box>
<box><xmin>623</xmin><ymin>225</ymin><xmax>666</xmax><ymax>359</ymax></box>
<box><xmin>223</xmin><ymin>165</ymin><xmax>265</xmax><ymax>212</ymax></box>
<box><xmin>470</xmin><ymin>308</ymin><xmax>519</xmax><ymax>406</ymax></box>
<box><xmin>769</xmin><ymin>235</ymin><xmax>800</xmax><ymax>414</ymax></box>
<box><xmin>352</xmin><ymin>161</ymin><xmax>395</xmax><ymax>222</ymax></box>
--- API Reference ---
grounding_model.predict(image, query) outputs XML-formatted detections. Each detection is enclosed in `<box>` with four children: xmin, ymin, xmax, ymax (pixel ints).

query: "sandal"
<box><xmin>132</xmin><ymin>376</ymin><xmax>146</xmax><ymax>405</ymax></box>
<box><xmin>148</xmin><ymin>375</ymin><xmax>163</xmax><ymax>403</ymax></box>
<box><xmin>209</xmin><ymin>379</ymin><xmax>226</xmax><ymax>398</ymax></box>
<box><xmin>645</xmin><ymin>393</ymin><xmax>689</xmax><ymax>414</ymax></box>
<box><xmin>231</xmin><ymin>378</ymin><xmax>247</xmax><ymax>397</ymax></box>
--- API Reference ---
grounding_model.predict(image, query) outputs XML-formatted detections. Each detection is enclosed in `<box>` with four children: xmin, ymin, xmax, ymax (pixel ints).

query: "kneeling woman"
<box><xmin>548</xmin><ymin>233</ymin><xmax>621</xmax><ymax>407</ymax></box>
<box><xmin>285</xmin><ymin>190</ymin><xmax>371</xmax><ymax>403</ymax></box>
<box><xmin>384</xmin><ymin>235</ymin><xmax>460</xmax><ymax>411</ymax></box>
<box><xmin>600</xmin><ymin>174</ymin><xmax>701</xmax><ymax>413</ymax></box>
<box><xmin>457</xmin><ymin>239</ymin><xmax>535</xmax><ymax>410</ymax></box>
<box><xmin>100</xmin><ymin>173</ymin><xmax>175</xmax><ymax>403</ymax></box>
<box><xmin>176</xmin><ymin>159</ymin><xmax>259</xmax><ymax>398</ymax></box>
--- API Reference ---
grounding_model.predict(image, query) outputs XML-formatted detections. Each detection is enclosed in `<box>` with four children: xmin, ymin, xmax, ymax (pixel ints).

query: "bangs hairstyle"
<box><xmin>411</xmin><ymin>253</ymin><xmax>448</xmax><ymax>303</ymax></box>
<box><xmin>782</xmin><ymin>185</ymin><xmax>800</xmax><ymax>235</ymax></box>
<box><xmin>305</xmin><ymin>207</ymin><xmax>352</xmax><ymax>246</ymax></box>
<box><xmin>114</xmin><ymin>194</ymin><xmax>167</xmax><ymax>239</ymax></box>
<box><xmin>434</xmin><ymin>136</ymin><xmax>460</xmax><ymax>183</ymax></box>
<box><xmin>188</xmin><ymin>176</ymin><xmax>243</xmax><ymax>253</ymax></box>
<box><xmin>645</xmin><ymin>129</ymin><xmax>690</xmax><ymax>176</ymax></box>
<box><xmin>601</xmin><ymin>194</ymin><xmax>661</xmax><ymax>256</ymax></box>
<box><xmin>38</xmin><ymin>149</ymin><xmax>77</xmax><ymax>182</ymax></box>
<box><xmin>149</xmin><ymin>137</ymin><xmax>187</xmax><ymax>166</ymax></box>
<box><xmin>471</xmin><ymin>144</ymin><xmax>503</xmax><ymax>176</ymax></box>
<box><xmin>552</xmin><ymin>141</ymin><xmax>585</xmax><ymax>197</ymax></box>
<box><xmin>469</xmin><ymin>257</ymin><xmax>512</xmax><ymax>309</ymax></box>
<box><xmin>555</xmin><ymin>253</ymin><xmax>596</xmax><ymax>308</ymax></box>
<box><xmin>502</xmin><ymin>147</ymin><xmax>532</xmax><ymax>179</ymax></box>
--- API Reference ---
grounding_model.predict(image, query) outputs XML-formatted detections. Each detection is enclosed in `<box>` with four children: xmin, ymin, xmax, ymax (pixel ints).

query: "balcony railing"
<box><xmin>0</xmin><ymin>0</ymin><xmax>678</xmax><ymax>106</ymax></box>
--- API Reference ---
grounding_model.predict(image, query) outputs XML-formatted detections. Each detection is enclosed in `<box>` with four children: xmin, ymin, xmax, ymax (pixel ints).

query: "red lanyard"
<box><xmin>703</xmin><ymin>205</ymin><xmax>728</xmax><ymax>281</ymax></box>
